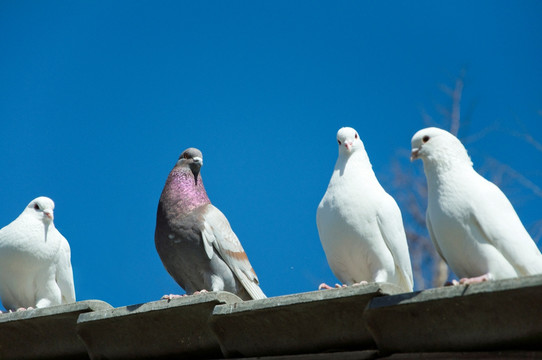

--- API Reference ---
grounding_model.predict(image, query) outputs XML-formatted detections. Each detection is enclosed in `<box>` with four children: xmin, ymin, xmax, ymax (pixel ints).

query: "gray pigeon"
<box><xmin>155</xmin><ymin>148</ymin><xmax>266</xmax><ymax>300</ymax></box>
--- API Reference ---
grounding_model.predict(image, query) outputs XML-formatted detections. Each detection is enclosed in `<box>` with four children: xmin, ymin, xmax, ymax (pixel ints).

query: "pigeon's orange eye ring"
<box><xmin>422</xmin><ymin>135</ymin><xmax>430</xmax><ymax>143</ymax></box>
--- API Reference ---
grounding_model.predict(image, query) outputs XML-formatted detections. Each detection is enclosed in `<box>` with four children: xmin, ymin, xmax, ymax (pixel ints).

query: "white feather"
<box><xmin>0</xmin><ymin>197</ymin><xmax>76</xmax><ymax>310</ymax></box>
<box><xmin>412</xmin><ymin>127</ymin><xmax>542</xmax><ymax>280</ymax></box>
<box><xmin>317</xmin><ymin>127</ymin><xmax>414</xmax><ymax>292</ymax></box>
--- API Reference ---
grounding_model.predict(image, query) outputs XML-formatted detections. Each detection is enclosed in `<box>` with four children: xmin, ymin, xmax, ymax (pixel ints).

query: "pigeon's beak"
<box><xmin>345</xmin><ymin>141</ymin><xmax>353</xmax><ymax>151</ymax></box>
<box><xmin>44</xmin><ymin>210</ymin><xmax>54</xmax><ymax>220</ymax></box>
<box><xmin>189</xmin><ymin>157</ymin><xmax>203</xmax><ymax>184</ymax></box>
<box><xmin>410</xmin><ymin>147</ymin><xmax>420</xmax><ymax>161</ymax></box>
<box><xmin>192</xmin><ymin>157</ymin><xmax>203</xmax><ymax>166</ymax></box>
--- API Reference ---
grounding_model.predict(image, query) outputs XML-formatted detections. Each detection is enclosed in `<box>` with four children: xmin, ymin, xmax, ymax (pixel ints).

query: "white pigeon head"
<box><xmin>25</xmin><ymin>196</ymin><xmax>55</xmax><ymax>223</ymax></box>
<box><xmin>410</xmin><ymin>127</ymin><xmax>472</xmax><ymax>167</ymax></box>
<box><xmin>336</xmin><ymin>127</ymin><xmax>365</xmax><ymax>156</ymax></box>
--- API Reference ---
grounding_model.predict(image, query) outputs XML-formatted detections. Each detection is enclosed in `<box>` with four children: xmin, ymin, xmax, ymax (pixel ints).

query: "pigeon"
<box><xmin>316</xmin><ymin>127</ymin><xmax>414</xmax><ymax>292</ymax></box>
<box><xmin>0</xmin><ymin>197</ymin><xmax>76</xmax><ymax>312</ymax></box>
<box><xmin>155</xmin><ymin>147</ymin><xmax>266</xmax><ymax>300</ymax></box>
<box><xmin>411</xmin><ymin>127</ymin><xmax>542</xmax><ymax>284</ymax></box>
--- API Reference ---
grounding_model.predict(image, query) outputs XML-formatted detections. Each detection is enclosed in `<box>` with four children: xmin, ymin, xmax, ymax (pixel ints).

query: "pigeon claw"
<box><xmin>161</xmin><ymin>294</ymin><xmax>187</xmax><ymax>300</ymax></box>
<box><xmin>459</xmin><ymin>274</ymin><xmax>490</xmax><ymax>285</ymax></box>
<box><xmin>450</xmin><ymin>273</ymin><xmax>490</xmax><ymax>286</ymax></box>
<box><xmin>161</xmin><ymin>289</ymin><xmax>210</xmax><ymax>300</ymax></box>
<box><xmin>318</xmin><ymin>282</ymin><xmax>347</xmax><ymax>290</ymax></box>
<box><xmin>318</xmin><ymin>283</ymin><xmax>334</xmax><ymax>290</ymax></box>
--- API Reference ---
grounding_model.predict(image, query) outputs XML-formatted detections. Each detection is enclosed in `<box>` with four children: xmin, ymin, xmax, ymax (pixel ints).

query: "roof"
<box><xmin>1</xmin><ymin>275</ymin><xmax>542</xmax><ymax>359</ymax></box>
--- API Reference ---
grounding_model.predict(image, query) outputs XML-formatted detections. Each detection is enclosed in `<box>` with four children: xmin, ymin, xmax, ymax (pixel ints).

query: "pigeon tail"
<box><xmin>241</xmin><ymin>277</ymin><xmax>267</xmax><ymax>300</ymax></box>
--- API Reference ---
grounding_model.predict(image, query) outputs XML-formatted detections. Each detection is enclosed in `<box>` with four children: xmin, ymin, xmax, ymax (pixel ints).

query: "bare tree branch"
<box><xmin>450</xmin><ymin>73</ymin><xmax>464</xmax><ymax>136</ymax></box>
<box><xmin>483</xmin><ymin>157</ymin><xmax>542</xmax><ymax>198</ymax></box>
<box><xmin>507</xmin><ymin>128</ymin><xmax>542</xmax><ymax>153</ymax></box>
<box><xmin>531</xmin><ymin>220</ymin><xmax>542</xmax><ymax>244</ymax></box>
<box><xmin>461</xmin><ymin>122</ymin><xmax>498</xmax><ymax>145</ymax></box>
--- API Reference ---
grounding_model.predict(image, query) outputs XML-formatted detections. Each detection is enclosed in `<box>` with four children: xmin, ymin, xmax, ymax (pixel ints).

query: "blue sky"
<box><xmin>0</xmin><ymin>1</ymin><xmax>541</xmax><ymax>309</ymax></box>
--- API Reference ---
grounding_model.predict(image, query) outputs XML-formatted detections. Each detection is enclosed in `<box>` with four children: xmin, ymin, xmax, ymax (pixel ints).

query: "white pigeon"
<box><xmin>316</xmin><ymin>127</ymin><xmax>414</xmax><ymax>292</ymax></box>
<box><xmin>411</xmin><ymin>127</ymin><xmax>542</xmax><ymax>284</ymax></box>
<box><xmin>0</xmin><ymin>197</ymin><xmax>76</xmax><ymax>311</ymax></box>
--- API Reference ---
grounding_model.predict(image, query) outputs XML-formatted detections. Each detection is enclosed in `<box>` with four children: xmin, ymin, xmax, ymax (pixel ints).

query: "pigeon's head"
<box><xmin>410</xmin><ymin>127</ymin><xmax>471</xmax><ymax>167</ymax></box>
<box><xmin>336</xmin><ymin>127</ymin><xmax>364</xmax><ymax>156</ymax></box>
<box><xmin>177</xmin><ymin>147</ymin><xmax>204</xmax><ymax>178</ymax></box>
<box><xmin>26</xmin><ymin>196</ymin><xmax>55</xmax><ymax>223</ymax></box>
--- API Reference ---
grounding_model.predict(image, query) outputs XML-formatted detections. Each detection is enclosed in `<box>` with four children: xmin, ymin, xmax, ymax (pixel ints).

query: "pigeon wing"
<box><xmin>55</xmin><ymin>234</ymin><xmax>76</xmax><ymax>304</ymax></box>
<box><xmin>426</xmin><ymin>210</ymin><xmax>447</xmax><ymax>264</ymax></box>
<box><xmin>376</xmin><ymin>197</ymin><xmax>414</xmax><ymax>292</ymax></box>
<box><xmin>200</xmin><ymin>204</ymin><xmax>266</xmax><ymax>299</ymax></box>
<box><xmin>469</xmin><ymin>179</ymin><xmax>542</xmax><ymax>276</ymax></box>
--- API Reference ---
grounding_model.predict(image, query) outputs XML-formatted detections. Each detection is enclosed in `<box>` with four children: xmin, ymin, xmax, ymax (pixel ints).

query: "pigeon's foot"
<box><xmin>452</xmin><ymin>273</ymin><xmax>490</xmax><ymax>285</ymax></box>
<box><xmin>161</xmin><ymin>289</ymin><xmax>211</xmax><ymax>300</ymax></box>
<box><xmin>161</xmin><ymin>294</ymin><xmax>187</xmax><ymax>300</ymax></box>
<box><xmin>15</xmin><ymin>307</ymin><xmax>33</xmax><ymax>312</ymax></box>
<box><xmin>318</xmin><ymin>283</ymin><xmax>346</xmax><ymax>290</ymax></box>
<box><xmin>352</xmin><ymin>281</ymin><xmax>369</xmax><ymax>286</ymax></box>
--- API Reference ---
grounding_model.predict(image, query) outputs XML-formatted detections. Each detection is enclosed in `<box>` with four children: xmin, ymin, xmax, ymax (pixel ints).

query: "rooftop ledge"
<box><xmin>1</xmin><ymin>276</ymin><xmax>542</xmax><ymax>359</ymax></box>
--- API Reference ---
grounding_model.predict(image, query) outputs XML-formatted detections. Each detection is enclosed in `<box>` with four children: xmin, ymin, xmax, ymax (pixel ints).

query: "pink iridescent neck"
<box><xmin>161</xmin><ymin>166</ymin><xmax>210</xmax><ymax>216</ymax></box>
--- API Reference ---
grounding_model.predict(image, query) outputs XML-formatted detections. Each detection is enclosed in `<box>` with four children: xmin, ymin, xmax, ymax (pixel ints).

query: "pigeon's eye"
<box><xmin>422</xmin><ymin>135</ymin><xmax>430</xmax><ymax>143</ymax></box>
<box><xmin>337</xmin><ymin>140</ymin><xmax>342</xmax><ymax>145</ymax></box>
<box><xmin>183</xmin><ymin>153</ymin><xmax>189</xmax><ymax>159</ymax></box>
<box><xmin>33</xmin><ymin>204</ymin><xmax>40</xmax><ymax>210</ymax></box>
<box><xmin>355</xmin><ymin>133</ymin><xmax>358</xmax><ymax>139</ymax></box>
